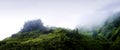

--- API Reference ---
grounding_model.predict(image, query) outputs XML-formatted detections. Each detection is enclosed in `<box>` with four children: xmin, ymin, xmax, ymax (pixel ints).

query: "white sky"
<box><xmin>0</xmin><ymin>0</ymin><xmax>120</xmax><ymax>40</ymax></box>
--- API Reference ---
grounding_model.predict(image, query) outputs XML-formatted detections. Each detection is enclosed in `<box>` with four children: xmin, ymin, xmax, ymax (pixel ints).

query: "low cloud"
<box><xmin>77</xmin><ymin>1</ymin><xmax>120</xmax><ymax>30</ymax></box>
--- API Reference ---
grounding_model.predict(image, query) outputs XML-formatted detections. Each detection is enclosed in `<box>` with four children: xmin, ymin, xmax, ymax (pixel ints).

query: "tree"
<box><xmin>20</xmin><ymin>19</ymin><xmax>46</xmax><ymax>32</ymax></box>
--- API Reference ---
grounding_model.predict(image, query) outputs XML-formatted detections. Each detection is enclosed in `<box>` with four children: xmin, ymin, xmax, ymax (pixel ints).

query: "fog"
<box><xmin>77</xmin><ymin>1</ymin><xmax>120</xmax><ymax>30</ymax></box>
<box><xmin>0</xmin><ymin>0</ymin><xmax>120</xmax><ymax>40</ymax></box>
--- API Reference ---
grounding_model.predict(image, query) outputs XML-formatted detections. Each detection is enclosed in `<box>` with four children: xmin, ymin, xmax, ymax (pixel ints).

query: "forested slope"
<box><xmin>0</xmin><ymin>13</ymin><xmax>120</xmax><ymax>50</ymax></box>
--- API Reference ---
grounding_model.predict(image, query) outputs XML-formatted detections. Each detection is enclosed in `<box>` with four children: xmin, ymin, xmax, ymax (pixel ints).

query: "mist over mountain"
<box><xmin>99</xmin><ymin>12</ymin><xmax>120</xmax><ymax>39</ymax></box>
<box><xmin>77</xmin><ymin>1</ymin><xmax>120</xmax><ymax>31</ymax></box>
<box><xmin>0</xmin><ymin>12</ymin><xmax>120</xmax><ymax>50</ymax></box>
<box><xmin>1</xmin><ymin>0</ymin><xmax>120</xmax><ymax>50</ymax></box>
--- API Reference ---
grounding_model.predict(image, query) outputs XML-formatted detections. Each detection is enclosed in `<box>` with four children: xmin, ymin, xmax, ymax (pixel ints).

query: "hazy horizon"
<box><xmin>0</xmin><ymin>0</ymin><xmax>120</xmax><ymax>40</ymax></box>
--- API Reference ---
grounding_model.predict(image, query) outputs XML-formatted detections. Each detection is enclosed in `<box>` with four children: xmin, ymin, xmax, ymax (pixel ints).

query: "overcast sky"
<box><xmin>0</xmin><ymin>0</ymin><xmax>120</xmax><ymax>40</ymax></box>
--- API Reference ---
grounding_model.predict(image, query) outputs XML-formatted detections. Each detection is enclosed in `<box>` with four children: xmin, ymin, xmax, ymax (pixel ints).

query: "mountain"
<box><xmin>0</xmin><ymin>13</ymin><xmax>120</xmax><ymax>50</ymax></box>
<box><xmin>0</xmin><ymin>19</ymin><xmax>109</xmax><ymax>50</ymax></box>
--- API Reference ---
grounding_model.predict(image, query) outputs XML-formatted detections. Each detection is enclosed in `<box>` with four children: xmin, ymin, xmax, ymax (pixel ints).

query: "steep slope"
<box><xmin>97</xmin><ymin>12</ymin><xmax>120</xmax><ymax>50</ymax></box>
<box><xmin>99</xmin><ymin>12</ymin><xmax>120</xmax><ymax>41</ymax></box>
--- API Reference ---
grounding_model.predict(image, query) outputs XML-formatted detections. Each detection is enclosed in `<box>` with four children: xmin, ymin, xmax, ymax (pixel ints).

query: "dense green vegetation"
<box><xmin>0</xmin><ymin>13</ymin><xmax>120</xmax><ymax>50</ymax></box>
<box><xmin>0</xmin><ymin>28</ymin><xmax>110</xmax><ymax>50</ymax></box>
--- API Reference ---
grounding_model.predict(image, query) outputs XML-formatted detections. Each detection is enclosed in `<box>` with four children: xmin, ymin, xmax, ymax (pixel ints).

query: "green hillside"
<box><xmin>0</xmin><ymin>28</ymin><xmax>108</xmax><ymax>50</ymax></box>
<box><xmin>0</xmin><ymin>13</ymin><xmax>120</xmax><ymax>50</ymax></box>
